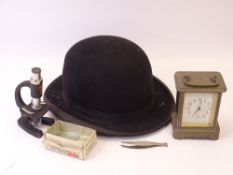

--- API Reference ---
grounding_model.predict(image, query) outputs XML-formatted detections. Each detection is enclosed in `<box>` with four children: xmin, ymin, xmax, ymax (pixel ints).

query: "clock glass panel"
<box><xmin>181</xmin><ymin>92</ymin><xmax>218</xmax><ymax>127</ymax></box>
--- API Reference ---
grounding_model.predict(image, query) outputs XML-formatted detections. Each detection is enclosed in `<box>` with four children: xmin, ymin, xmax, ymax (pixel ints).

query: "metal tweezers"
<box><xmin>121</xmin><ymin>141</ymin><xmax>168</xmax><ymax>149</ymax></box>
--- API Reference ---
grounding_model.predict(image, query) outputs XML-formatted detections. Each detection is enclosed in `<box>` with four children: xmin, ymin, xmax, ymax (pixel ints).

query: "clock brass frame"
<box><xmin>172</xmin><ymin>71</ymin><xmax>226</xmax><ymax>140</ymax></box>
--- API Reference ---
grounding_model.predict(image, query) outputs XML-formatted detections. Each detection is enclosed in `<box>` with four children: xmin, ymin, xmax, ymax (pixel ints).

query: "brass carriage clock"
<box><xmin>172</xmin><ymin>71</ymin><xmax>226</xmax><ymax>140</ymax></box>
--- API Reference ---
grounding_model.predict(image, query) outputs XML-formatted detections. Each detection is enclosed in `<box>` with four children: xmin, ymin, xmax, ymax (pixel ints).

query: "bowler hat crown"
<box><xmin>63</xmin><ymin>36</ymin><xmax>154</xmax><ymax>116</ymax></box>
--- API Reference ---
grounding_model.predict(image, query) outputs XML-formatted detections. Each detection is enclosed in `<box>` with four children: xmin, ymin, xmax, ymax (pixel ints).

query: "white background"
<box><xmin>0</xmin><ymin>0</ymin><xmax>233</xmax><ymax>175</ymax></box>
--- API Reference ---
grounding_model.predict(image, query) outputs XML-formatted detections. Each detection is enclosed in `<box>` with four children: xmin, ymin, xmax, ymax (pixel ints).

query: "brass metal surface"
<box><xmin>172</xmin><ymin>71</ymin><xmax>226</xmax><ymax>140</ymax></box>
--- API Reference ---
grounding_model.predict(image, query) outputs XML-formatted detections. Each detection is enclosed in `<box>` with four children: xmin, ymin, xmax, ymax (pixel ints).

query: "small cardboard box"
<box><xmin>43</xmin><ymin>120</ymin><xmax>97</xmax><ymax>160</ymax></box>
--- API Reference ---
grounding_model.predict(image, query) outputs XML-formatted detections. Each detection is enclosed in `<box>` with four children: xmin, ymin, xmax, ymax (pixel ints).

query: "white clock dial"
<box><xmin>181</xmin><ymin>92</ymin><xmax>218</xmax><ymax>127</ymax></box>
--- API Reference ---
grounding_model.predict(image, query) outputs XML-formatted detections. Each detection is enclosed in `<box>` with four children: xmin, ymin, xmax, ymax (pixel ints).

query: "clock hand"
<box><xmin>193</xmin><ymin>99</ymin><xmax>202</xmax><ymax>117</ymax></box>
<box><xmin>193</xmin><ymin>106</ymin><xmax>201</xmax><ymax>116</ymax></box>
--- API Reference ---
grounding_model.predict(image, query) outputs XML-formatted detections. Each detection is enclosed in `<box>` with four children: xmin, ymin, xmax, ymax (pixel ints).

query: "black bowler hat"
<box><xmin>44</xmin><ymin>36</ymin><xmax>175</xmax><ymax>136</ymax></box>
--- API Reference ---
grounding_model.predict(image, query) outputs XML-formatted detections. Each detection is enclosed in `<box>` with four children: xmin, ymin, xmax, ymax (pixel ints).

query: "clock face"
<box><xmin>181</xmin><ymin>92</ymin><xmax>218</xmax><ymax>127</ymax></box>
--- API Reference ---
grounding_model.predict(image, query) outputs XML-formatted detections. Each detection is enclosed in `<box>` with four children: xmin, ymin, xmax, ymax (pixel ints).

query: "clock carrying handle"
<box><xmin>183</xmin><ymin>75</ymin><xmax>219</xmax><ymax>87</ymax></box>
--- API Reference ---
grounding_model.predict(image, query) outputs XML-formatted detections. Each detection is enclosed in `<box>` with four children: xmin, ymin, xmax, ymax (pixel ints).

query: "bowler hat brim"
<box><xmin>44</xmin><ymin>75</ymin><xmax>175</xmax><ymax>136</ymax></box>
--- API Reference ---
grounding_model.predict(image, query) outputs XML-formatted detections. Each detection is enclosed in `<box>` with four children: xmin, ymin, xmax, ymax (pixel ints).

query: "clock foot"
<box><xmin>172</xmin><ymin>113</ymin><xmax>220</xmax><ymax>140</ymax></box>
